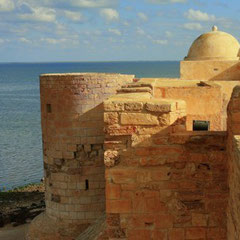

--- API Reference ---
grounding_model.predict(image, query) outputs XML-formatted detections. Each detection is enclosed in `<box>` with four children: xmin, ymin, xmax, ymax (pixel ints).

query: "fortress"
<box><xmin>27</xmin><ymin>26</ymin><xmax>240</xmax><ymax>239</ymax></box>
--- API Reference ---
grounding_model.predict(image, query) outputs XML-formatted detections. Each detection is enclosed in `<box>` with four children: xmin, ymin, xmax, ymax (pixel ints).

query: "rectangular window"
<box><xmin>193</xmin><ymin>120</ymin><xmax>210</xmax><ymax>131</ymax></box>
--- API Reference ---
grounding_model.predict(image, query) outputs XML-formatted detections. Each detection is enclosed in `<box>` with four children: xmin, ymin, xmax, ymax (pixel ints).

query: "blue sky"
<box><xmin>0</xmin><ymin>0</ymin><xmax>239</xmax><ymax>62</ymax></box>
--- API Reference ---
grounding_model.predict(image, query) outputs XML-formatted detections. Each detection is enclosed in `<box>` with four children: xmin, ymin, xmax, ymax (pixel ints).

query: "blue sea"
<box><xmin>0</xmin><ymin>61</ymin><xmax>180</xmax><ymax>190</ymax></box>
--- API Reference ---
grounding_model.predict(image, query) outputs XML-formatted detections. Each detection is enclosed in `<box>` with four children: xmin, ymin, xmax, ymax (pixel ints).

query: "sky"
<box><xmin>0</xmin><ymin>0</ymin><xmax>240</xmax><ymax>62</ymax></box>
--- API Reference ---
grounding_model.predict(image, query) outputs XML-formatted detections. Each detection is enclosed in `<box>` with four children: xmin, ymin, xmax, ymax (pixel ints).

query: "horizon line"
<box><xmin>0</xmin><ymin>60</ymin><xmax>181</xmax><ymax>64</ymax></box>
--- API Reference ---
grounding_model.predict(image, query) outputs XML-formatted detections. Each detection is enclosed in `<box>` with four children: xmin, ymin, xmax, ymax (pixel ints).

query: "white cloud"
<box><xmin>136</xmin><ymin>27</ymin><xmax>145</xmax><ymax>35</ymax></box>
<box><xmin>152</xmin><ymin>39</ymin><xmax>168</xmax><ymax>45</ymax></box>
<box><xmin>165</xmin><ymin>31</ymin><xmax>173</xmax><ymax>38</ymax></box>
<box><xmin>67</xmin><ymin>0</ymin><xmax>117</xmax><ymax>8</ymax></box>
<box><xmin>108</xmin><ymin>28</ymin><xmax>122</xmax><ymax>36</ymax></box>
<box><xmin>0</xmin><ymin>0</ymin><xmax>14</xmax><ymax>12</ymax></box>
<box><xmin>19</xmin><ymin>37</ymin><xmax>32</xmax><ymax>43</ymax></box>
<box><xmin>83</xmin><ymin>30</ymin><xmax>102</xmax><ymax>36</ymax></box>
<box><xmin>148</xmin><ymin>0</ymin><xmax>187</xmax><ymax>4</ymax></box>
<box><xmin>184</xmin><ymin>9</ymin><xmax>216</xmax><ymax>21</ymax></box>
<box><xmin>137</xmin><ymin>12</ymin><xmax>148</xmax><ymax>21</ymax></box>
<box><xmin>123</xmin><ymin>21</ymin><xmax>129</xmax><ymax>26</ymax></box>
<box><xmin>0</xmin><ymin>38</ymin><xmax>4</xmax><ymax>44</ymax></box>
<box><xmin>17</xmin><ymin>0</ymin><xmax>117</xmax><ymax>9</ymax></box>
<box><xmin>99</xmin><ymin>8</ymin><xmax>119</xmax><ymax>21</ymax></box>
<box><xmin>64</xmin><ymin>10</ymin><xmax>85</xmax><ymax>22</ymax></box>
<box><xmin>19</xmin><ymin>7</ymin><xmax>56</xmax><ymax>22</ymax></box>
<box><xmin>183</xmin><ymin>22</ymin><xmax>203</xmax><ymax>30</ymax></box>
<box><xmin>55</xmin><ymin>23</ymin><xmax>67</xmax><ymax>35</ymax></box>
<box><xmin>40</xmin><ymin>37</ymin><xmax>67</xmax><ymax>44</ymax></box>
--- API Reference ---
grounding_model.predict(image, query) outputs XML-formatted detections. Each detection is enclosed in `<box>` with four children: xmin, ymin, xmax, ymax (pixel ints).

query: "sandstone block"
<box><xmin>128</xmin><ymin>229</ymin><xmax>151</xmax><ymax>240</ymax></box>
<box><xmin>84</xmin><ymin>144</ymin><xmax>91</xmax><ymax>152</ymax></box>
<box><xmin>67</xmin><ymin>144</ymin><xmax>77</xmax><ymax>152</ymax></box>
<box><xmin>124</xmin><ymin>102</ymin><xmax>143</xmax><ymax>111</ymax></box>
<box><xmin>207</xmin><ymin>228</ymin><xmax>226</xmax><ymax>239</ymax></box>
<box><xmin>104</xmin><ymin>101</ymin><xmax>124</xmax><ymax>112</ymax></box>
<box><xmin>104</xmin><ymin>150</ymin><xmax>119</xmax><ymax>167</ymax></box>
<box><xmin>106</xmin><ymin>199</ymin><xmax>132</xmax><ymax>213</ymax></box>
<box><xmin>151</xmin><ymin>167</ymin><xmax>172</xmax><ymax>181</ymax></box>
<box><xmin>139</xmin><ymin>156</ymin><xmax>167</xmax><ymax>166</ymax></box>
<box><xmin>169</xmin><ymin>228</ymin><xmax>184</xmax><ymax>240</ymax></box>
<box><xmin>152</xmin><ymin>230</ymin><xmax>167</xmax><ymax>240</ymax></box>
<box><xmin>106</xmin><ymin>183</ymin><xmax>121</xmax><ymax>199</ymax></box>
<box><xmin>192</xmin><ymin>213</ymin><xmax>208</xmax><ymax>227</ymax></box>
<box><xmin>62</xmin><ymin>151</ymin><xmax>75</xmax><ymax>159</ymax></box>
<box><xmin>104</xmin><ymin>112</ymin><xmax>119</xmax><ymax>124</ymax></box>
<box><xmin>146</xmin><ymin>102</ymin><xmax>174</xmax><ymax>113</ymax></box>
<box><xmin>155</xmin><ymin>214</ymin><xmax>173</xmax><ymax>228</ymax></box>
<box><xmin>158</xmin><ymin>113</ymin><xmax>170</xmax><ymax>126</ymax></box>
<box><xmin>106</xmin><ymin>168</ymin><xmax>137</xmax><ymax>184</ymax></box>
<box><xmin>131</xmin><ymin>134</ymin><xmax>152</xmax><ymax>147</ymax></box>
<box><xmin>105</xmin><ymin>124</ymin><xmax>136</xmax><ymax>136</ymax></box>
<box><xmin>120</xmin><ymin>113</ymin><xmax>159</xmax><ymax>126</ymax></box>
<box><xmin>136</xmin><ymin>171</ymin><xmax>152</xmax><ymax>183</ymax></box>
<box><xmin>186</xmin><ymin>228</ymin><xmax>206</xmax><ymax>239</ymax></box>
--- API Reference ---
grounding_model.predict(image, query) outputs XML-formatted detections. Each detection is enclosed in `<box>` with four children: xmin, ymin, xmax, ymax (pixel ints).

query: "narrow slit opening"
<box><xmin>46</xmin><ymin>104</ymin><xmax>52</xmax><ymax>113</ymax></box>
<box><xmin>85</xmin><ymin>179</ymin><xmax>89</xmax><ymax>190</ymax></box>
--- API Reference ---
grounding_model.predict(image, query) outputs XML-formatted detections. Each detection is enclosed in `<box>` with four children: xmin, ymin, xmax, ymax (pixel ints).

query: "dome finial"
<box><xmin>212</xmin><ymin>25</ymin><xmax>218</xmax><ymax>31</ymax></box>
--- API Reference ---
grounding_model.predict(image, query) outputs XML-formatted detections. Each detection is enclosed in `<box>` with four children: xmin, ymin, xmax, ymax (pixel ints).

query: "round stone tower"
<box><xmin>27</xmin><ymin>73</ymin><xmax>134</xmax><ymax>240</ymax></box>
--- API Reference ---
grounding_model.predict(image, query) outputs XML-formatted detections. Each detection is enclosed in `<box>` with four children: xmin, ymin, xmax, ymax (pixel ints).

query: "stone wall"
<box><xmin>153</xmin><ymin>80</ymin><xmax>223</xmax><ymax>131</ymax></box>
<box><xmin>227</xmin><ymin>86</ymin><xmax>240</xmax><ymax>240</ymax></box>
<box><xmin>180</xmin><ymin>60</ymin><xmax>240</xmax><ymax>81</ymax></box>
<box><xmin>103</xmin><ymin>95</ymin><xmax>228</xmax><ymax>240</ymax></box>
<box><xmin>28</xmin><ymin>73</ymin><xmax>134</xmax><ymax>240</ymax></box>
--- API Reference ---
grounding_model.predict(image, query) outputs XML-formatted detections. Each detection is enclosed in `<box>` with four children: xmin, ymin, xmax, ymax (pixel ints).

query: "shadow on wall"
<box><xmin>209</xmin><ymin>62</ymin><xmax>240</xmax><ymax>81</ymax></box>
<box><xmin>103</xmin><ymin>103</ymin><xmax>228</xmax><ymax>239</ymax></box>
<box><xmin>38</xmin><ymin>103</ymin><xmax>107</xmax><ymax>239</ymax></box>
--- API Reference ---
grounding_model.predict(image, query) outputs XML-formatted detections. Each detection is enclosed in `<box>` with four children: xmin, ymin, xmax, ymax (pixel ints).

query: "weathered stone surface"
<box><xmin>146</xmin><ymin>102</ymin><xmax>174</xmax><ymax>113</ymax></box>
<box><xmin>120</xmin><ymin>113</ymin><xmax>159</xmax><ymax>125</ymax></box>
<box><xmin>104</xmin><ymin>150</ymin><xmax>119</xmax><ymax>167</ymax></box>
<box><xmin>37</xmin><ymin>73</ymin><xmax>134</xmax><ymax>240</ymax></box>
<box><xmin>104</xmin><ymin>112</ymin><xmax>119</xmax><ymax>125</ymax></box>
<box><xmin>124</xmin><ymin>102</ymin><xmax>143</xmax><ymax>111</ymax></box>
<box><xmin>131</xmin><ymin>134</ymin><xmax>152</xmax><ymax>147</ymax></box>
<box><xmin>104</xmin><ymin>101</ymin><xmax>124</xmax><ymax>112</ymax></box>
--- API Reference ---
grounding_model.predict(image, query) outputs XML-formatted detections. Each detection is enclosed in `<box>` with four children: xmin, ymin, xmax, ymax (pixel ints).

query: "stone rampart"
<box><xmin>27</xmin><ymin>73</ymin><xmax>134</xmax><ymax>240</ymax></box>
<box><xmin>103</xmin><ymin>95</ymin><xmax>228</xmax><ymax>239</ymax></box>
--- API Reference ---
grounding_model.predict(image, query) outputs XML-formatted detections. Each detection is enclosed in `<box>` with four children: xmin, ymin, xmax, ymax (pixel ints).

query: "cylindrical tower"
<box><xmin>27</xmin><ymin>73</ymin><xmax>134</xmax><ymax>240</ymax></box>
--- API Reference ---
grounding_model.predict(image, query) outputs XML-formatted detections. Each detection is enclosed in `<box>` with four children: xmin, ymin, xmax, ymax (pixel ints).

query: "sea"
<box><xmin>0</xmin><ymin>61</ymin><xmax>180</xmax><ymax>190</ymax></box>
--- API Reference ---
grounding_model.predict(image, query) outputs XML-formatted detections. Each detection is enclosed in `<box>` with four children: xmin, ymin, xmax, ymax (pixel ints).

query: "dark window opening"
<box><xmin>85</xmin><ymin>179</ymin><xmax>89</xmax><ymax>190</ymax></box>
<box><xmin>193</xmin><ymin>120</ymin><xmax>210</xmax><ymax>131</ymax></box>
<box><xmin>46</xmin><ymin>104</ymin><xmax>52</xmax><ymax>113</ymax></box>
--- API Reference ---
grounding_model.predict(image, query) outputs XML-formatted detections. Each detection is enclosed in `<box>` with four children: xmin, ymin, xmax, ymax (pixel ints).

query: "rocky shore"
<box><xmin>0</xmin><ymin>183</ymin><xmax>45</xmax><ymax>228</ymax></box>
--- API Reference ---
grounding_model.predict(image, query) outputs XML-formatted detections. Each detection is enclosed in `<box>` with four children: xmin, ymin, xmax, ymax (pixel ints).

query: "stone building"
<box><xmin>27</xmin><ymin>26</ymin><xmax>240</xmax><ymax>240</ymax></box>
